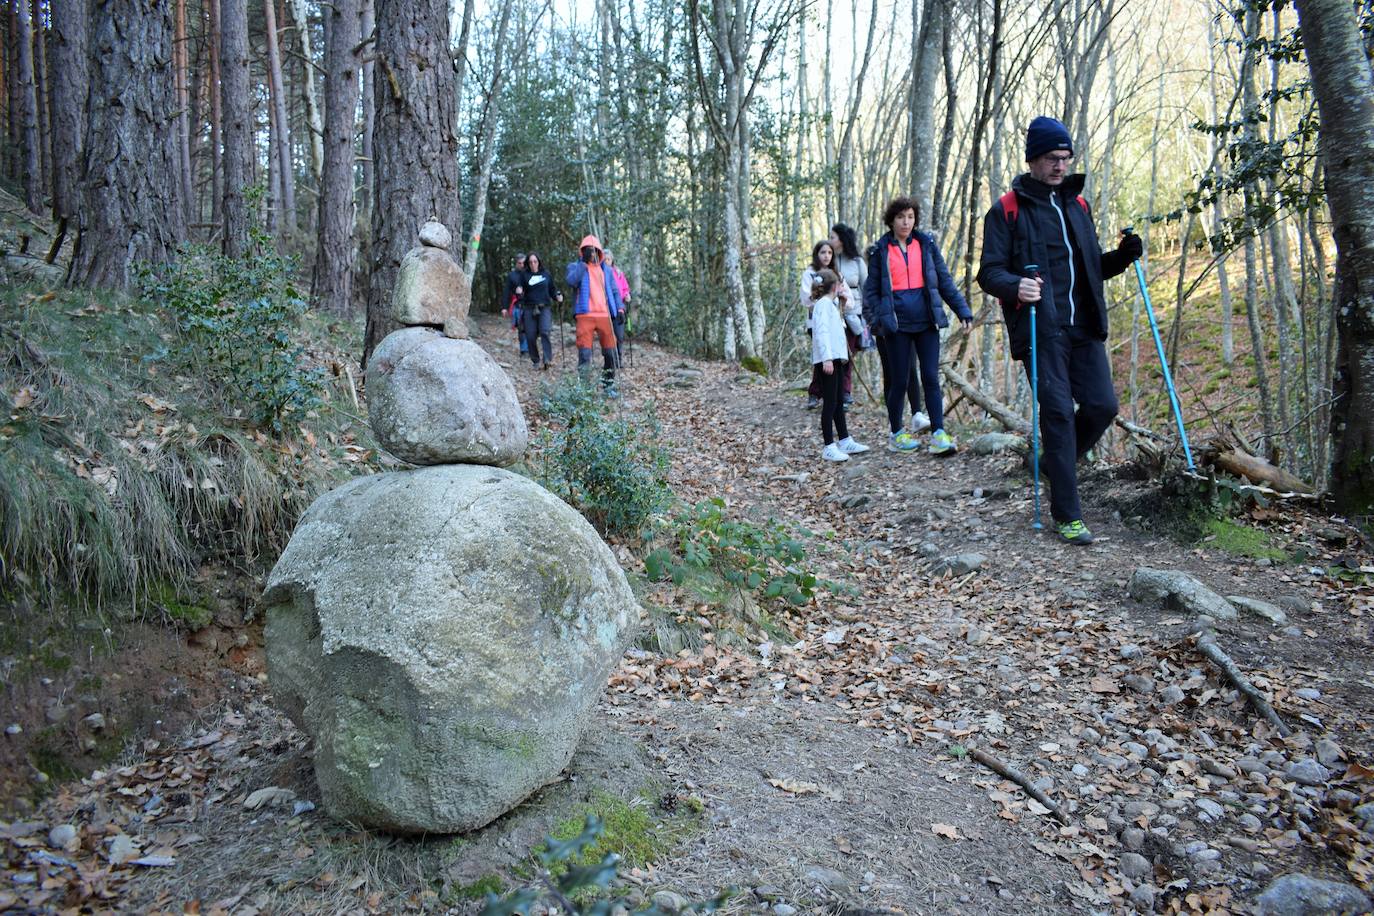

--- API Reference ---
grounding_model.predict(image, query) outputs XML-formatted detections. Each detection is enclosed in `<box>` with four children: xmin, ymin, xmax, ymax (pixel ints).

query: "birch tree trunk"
<box><xmin>289</xmin><ymin>0</ymin><xmax>323</xmax><ymax>182</ymax></box>
<box><xmin>220</xmin><ymin>0</ymin><xmax>252</xmax><ymax>257</ymax></box>
<box><xmin>312</xmin><ymin>0</ymin><xmax>359</xmax><ymax>312</ymax></box>
<box><xmin>263</xmin><ymin>0</ymin><xmax>296</xmax><ymax>239</ymax></box>
<box><xmin>1294</xmin><ymin>0</ymin><xmax>1374</xmax><ymax>513</ymax></box>
<box><xmin>461</xmin><ymin>0</ymin><xmax>513</xmax><ymax>278</ymax></box>
<box><xmin>907</xmin><ymin>0</ymin><xmax>941</xmax><ymax>218</ymax></box>
<box><xmin>69</xmin><ymin>0</ymin><xmax>186</xmax><ymax>287</ymax></box>
<box><xmin>362</xmin><ymin>0</ymin><xmax>461</xmax><ymax>365</ymax></box>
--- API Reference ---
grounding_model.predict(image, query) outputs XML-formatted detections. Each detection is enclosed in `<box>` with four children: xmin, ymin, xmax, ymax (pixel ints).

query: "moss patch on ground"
<box><xmin>545</xmin><ymin>790</ymin><xmax>695</xmax><ymax>872</ymax></box>
<box><xmin>1199</xmin><ymin>517</ymin><xmax>1287</xmax><ymax>560</ymax></box>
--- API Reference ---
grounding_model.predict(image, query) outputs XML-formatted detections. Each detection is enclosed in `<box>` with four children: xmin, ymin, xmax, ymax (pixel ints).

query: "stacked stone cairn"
<box><xmin>261</xmin><ymin>221</ymin><xmax>639</xmax><ymax>834</ymax></box>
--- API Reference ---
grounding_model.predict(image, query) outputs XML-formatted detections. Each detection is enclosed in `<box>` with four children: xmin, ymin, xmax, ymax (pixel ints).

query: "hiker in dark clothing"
<box><xmin>516</xmin><ymin>252</ymin><xmax>563</xmax><ymax>370</ymax></box>
<box><xmin>976</xmin><ymin>116</ymin><xmax>1143</xmax><ymax>545</ymax></box>
<box><xmin>864</xmin><ymin>196</ymin><xmax>971</xmax><ymax>455</ymax></box>
<box><xmin>504</xmin><ymin>254</ymin><xmax>528</xmax><ymax>356</ymax></box>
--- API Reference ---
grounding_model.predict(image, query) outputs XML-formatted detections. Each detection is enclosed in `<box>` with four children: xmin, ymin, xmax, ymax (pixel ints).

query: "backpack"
<box><xmin>999</xmin><ymin>190</ymin><xmax>1089</xmax><ymax>225</ymax></box>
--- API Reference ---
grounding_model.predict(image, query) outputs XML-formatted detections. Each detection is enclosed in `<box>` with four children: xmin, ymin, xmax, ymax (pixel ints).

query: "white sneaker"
<box><xmin>838</xmin><ymin>437</ymin><xmax>870</xmax><ymax>455</ymax></box>
<box><xmin>910</xmin><ymin>411</ymin><xmax>932</xmax><ymax>433</ymax></box>
<box><xmin>821</xmin><ymin>443</ymin><xmax>850</xmax><ymax>462</ymax></box>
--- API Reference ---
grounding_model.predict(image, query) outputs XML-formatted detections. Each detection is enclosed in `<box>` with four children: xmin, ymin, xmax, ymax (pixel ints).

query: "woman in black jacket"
<box><xmin>517</xmin><ymin>252</ymin><xmax>563</xmax><ymax>370</ymax></box>
<box><xmin>862</xmin><ymin>196</ymin><xmax>972</xmax><ymax>454</ymax></box>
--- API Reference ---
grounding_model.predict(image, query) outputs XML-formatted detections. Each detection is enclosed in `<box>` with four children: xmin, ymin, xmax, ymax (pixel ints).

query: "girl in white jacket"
<box><xmin>811</xmin><ymin>269</ymin><xmax>869</xmax><ymax>462</ymax></box>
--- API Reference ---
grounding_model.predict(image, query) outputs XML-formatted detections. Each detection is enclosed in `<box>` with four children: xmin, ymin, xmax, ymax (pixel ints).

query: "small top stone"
<box><xmin>419</xmin><ymin>220</ymin><xmax>452</xmax><ymax>250</ymax></box>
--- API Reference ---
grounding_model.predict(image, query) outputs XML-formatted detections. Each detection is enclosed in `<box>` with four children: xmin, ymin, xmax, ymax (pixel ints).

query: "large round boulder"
<box><xmin>263</xmin><ymin>465</ymin><xmax>638</xmax><ymax>833</ymax></box>
<box><xmin>366</xmin><ymin>327</ymin><xmax>528</xmax><ymax>466</ymax></box>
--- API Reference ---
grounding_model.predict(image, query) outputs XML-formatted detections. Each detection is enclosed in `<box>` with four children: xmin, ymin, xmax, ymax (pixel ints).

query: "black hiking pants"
<box><xmin>1027</xmin><ymin>325</ymin><xmax>1118</xmax><ymax>523</ymax></box>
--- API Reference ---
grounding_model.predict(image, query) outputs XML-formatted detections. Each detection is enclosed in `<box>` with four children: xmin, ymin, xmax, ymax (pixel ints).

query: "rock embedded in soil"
<box><xmin>262</xmin><ymin>464</ymin><xmax>639</xmax><ymax>833</ymax></box>
<box><xmin>1226</xmin><ymin>595</ymin><xmax>1289</xmax><ymax>626</ymax></box>
<box><xmin>1127</xmin><ymin>568</ymin><xmax>1237</xmax><ymax>620</ymax></box>
<box><xmin>932</xmin><ymin>553</ymin><xmax>986</xmax><ymax>576</ymax></box>
<box><xmin>366</xmin><ymin>328</ymin><xmax>528</xmax><ymax>466</ymax></box>
<box><xmin>1284</xmin><ymin>758</ymin><xmax>1330</xmax><ymax>787</ymax></box>
<box><xmin>1119</xmin><ymin>852</ymin><xmax>1152</xmax><ymax>881</ymax></box>
<box><xmin>1255</xmin><ymin>873</ymin><xmax>1372</xmax><ymax>916</ymax></box>
<box><xmin>969</xmin><ymin>432</ymin><xmax>1025</xmax><ymax>455</ymax></box>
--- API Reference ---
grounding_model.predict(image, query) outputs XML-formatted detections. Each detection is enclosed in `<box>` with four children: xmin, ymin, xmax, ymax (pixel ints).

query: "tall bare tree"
<box><xmin>263</xmin><ymin>0</ymin><xmax>296</xmax><ymax>239</ymax></box>
<box><xmin>68</xmin><ymin>0</ymin><xmax>186</xmax><ymax>287</ymax></box>
<box><xmin>362</xmin><ymin>0</ymin><xmax>461</xmax><ymax>364</ymax></box>
<box><xmin>1294</xmin><ymin>0</ymin><xmax>1374</xmax><ymax>514</ymax></box>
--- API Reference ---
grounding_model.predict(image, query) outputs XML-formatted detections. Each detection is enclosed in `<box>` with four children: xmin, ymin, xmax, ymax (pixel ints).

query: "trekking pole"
<box><xmin>1025</xmin><ymin>264</ymin><xmax>1043</xmax><ymax>531</ymax></box>
<box><xmin>1125</xmin><ymin>227</ymin><xmax>1195</xmax><ymax>471</ymax></box>
<box><xmin>557</xmin><ymin>297</ymin><xmax>566</xmax><ymax>370</ymax></box>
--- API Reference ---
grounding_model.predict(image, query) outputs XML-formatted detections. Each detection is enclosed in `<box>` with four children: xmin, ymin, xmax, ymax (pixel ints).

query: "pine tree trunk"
<box><xmin>312</xmin><ymin>0</ymin><xmax>359</xmax><ymax>312</ymax></box>
<box><xmin>31</xmin><ymin>0</ymin><xmax>48</xmax><ymax>199</ymax></box>
<box><xmin>68</xmin><ymin>0</ymin><xmax>186</xmax><ymax>287</ymax></box>
<box><xmin>207</xmin><ymin>0</ymin><xmax>223</xmax><ymax>231</ymax></box>
<box><xmin>1294</xmin><ymin>0</ymin><xmax>1374</xmax><ymax>514</ymax></box>
<box><xmin>48</xmin><ymin>0</ymin><xmax>85</xmax><ymax>229</ymax></box>
<box><xmin>14</xmin><ymin>0</ymin><xmax>41</xmax><ymax>213</ymax></box>
<box><xmin>174</xmin><ymin>0</ymin><xmax>194</xmax><ymax>225</ymax></box>
<box><xmin>220</xmin><ymin>0</ymin><xmax>251</xmax><ymax>257</ymax></box>
<box><xmin>362</xmin><ymin>0</ymin><xmax>461</xmax><ymax>365</ymax></box>
<box><xmin>357</xmin><ymin>0</ymin><xmax>375</xmax><ymax>233</ymax></box>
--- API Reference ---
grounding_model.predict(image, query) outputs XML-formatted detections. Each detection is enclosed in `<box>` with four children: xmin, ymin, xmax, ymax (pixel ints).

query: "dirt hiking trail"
<box><xmin>3</xmin><ymin>315</ymin><xmax>1371</xmax><ymax>915</ymax></box>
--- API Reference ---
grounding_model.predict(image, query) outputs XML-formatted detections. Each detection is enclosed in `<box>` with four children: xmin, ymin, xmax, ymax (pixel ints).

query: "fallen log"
<box><xmin>1195</xmin><ymin>635</ymin><xmax>1293</xmax><ymax>738</ymax></box>
<box><xmin>1207</xmin><ymin>448</ymin><xmax>1313</xmax><ymax>495</ymax></box>
<box><xmin>940</xmin><ymin>366</ymin><xmax>1029</xmax><ymax>434</ymax></box>
<box><xmin>968</xmin><ymin>746</ymin><xmax>1070</xmax><ymax>824</ymax></box>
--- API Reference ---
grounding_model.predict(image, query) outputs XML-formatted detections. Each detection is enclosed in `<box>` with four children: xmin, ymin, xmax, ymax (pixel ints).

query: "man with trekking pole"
<box><xmin>976</xmin><ymin>116</ymin><xmax>1144</xmax><ymax>545</ymax></box>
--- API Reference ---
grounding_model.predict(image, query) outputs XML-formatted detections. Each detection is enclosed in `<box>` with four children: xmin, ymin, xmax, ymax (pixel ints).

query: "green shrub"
<box><xmin>135</xmin><ymin>229</ymin><xmax>323</xmax><ymax>435</ymax></box>
<box><xmin>644</xmin><ymin>498</ymin><xmax>850</xmax><ymax>607</ymax></box>
<box><xmin>536</xmin><ymin>377</ymin><xmax>670</xmax><ymax>539</ymax></box>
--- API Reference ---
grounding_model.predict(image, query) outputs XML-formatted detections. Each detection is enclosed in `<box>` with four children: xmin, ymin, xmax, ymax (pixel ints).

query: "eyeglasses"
<box><xmin>1045</xmin><ymin>153</ymin><xmax>1074</xmax><ymax>165</ymax></box>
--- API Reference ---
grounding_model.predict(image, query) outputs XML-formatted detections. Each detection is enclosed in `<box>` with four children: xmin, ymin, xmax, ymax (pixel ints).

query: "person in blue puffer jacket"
<box><xmin>863</xmin><ymin>195</ymin><xmax>972</xmax><ymax>455</ymax></box>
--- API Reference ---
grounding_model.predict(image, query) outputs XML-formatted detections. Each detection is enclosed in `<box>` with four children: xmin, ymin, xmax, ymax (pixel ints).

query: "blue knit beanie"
<box><xmin>1025</xmin><ymin>116</ymin><xmax>1073</xmax><ymax>162</ymax></box>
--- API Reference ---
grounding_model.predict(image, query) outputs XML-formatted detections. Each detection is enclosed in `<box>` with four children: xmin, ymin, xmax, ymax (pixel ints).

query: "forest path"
<box><xmin>6</xmin><ymin>317</ymin><xmax>1369</xmax><ymax>915</ymax></box>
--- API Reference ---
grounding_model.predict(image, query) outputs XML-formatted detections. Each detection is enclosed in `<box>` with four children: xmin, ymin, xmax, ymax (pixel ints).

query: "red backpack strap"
<box><xmin>1076</xmin><ymin>195</ymin><xmax>1089</xmax><ymax>214</ymax></box>
<box><xmin>999</xmin><ymin>190</ymin><xmax>1018</xmax><ymax>224</ymax></box>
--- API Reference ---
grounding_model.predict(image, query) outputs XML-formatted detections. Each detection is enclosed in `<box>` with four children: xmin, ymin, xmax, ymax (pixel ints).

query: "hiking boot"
<box><xmin>1057</xmin><ymin>519</ymin><xmax>1094</xmax><ymax>545</ymax></box>
<box><xmin>822</xmin><ymin>443</ymin><xmax>850</xmax><ymax>462</ymax></box>
<box><xmin>806</xmin><ymin>395</ymin><xmax>820</xmax><ymax>410</ymax></box>
<box><xmin>838</xmin><ymin>436</ymin><xmax>870</xmax><ymax>455</ymax></box>
<box><xmin>910</xmin><ymin>410</ymin><xmax>932</xmax><ymax>433</ymax></box>
<box><xmin>888</xmin><ymin>431</ymin><xmax>920</xmax><ymax>452</ymax></box>
<box><xmin>929</xmin><ymin>429</ymin><xmax>957</xmax><ymax>456</ymax></box>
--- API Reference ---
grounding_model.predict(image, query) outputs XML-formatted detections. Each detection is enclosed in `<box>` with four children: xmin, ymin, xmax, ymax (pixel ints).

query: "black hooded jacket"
<box><xmin>976</xmin><ymin>173</ymin><xmax>1134</xmax><ymax>360</ymax></box>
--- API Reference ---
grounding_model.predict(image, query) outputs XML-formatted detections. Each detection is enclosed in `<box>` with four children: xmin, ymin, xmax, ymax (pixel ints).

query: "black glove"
<box><xmin>1118</xmin><ymin>231</ymin><xmax>1144</xmax><ymax>262</ymax></box>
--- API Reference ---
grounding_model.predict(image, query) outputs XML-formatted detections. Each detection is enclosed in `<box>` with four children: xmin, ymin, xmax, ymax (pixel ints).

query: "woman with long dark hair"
<box><xmin>516</xmin><ymin>252</ymin><xmax>563</xmax><ymax>370</ymax></box>
<box><xmin>800</xmin><ymin>240</ymin><xmax>854</xmax><ymax>409</ymax></box>
<box><xmin>862</xmin><ymin>196</ymin><xmax>971</xmax><ymax>453</ymax></box>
